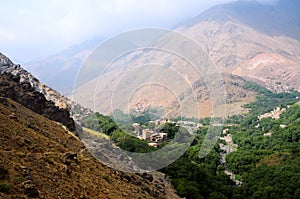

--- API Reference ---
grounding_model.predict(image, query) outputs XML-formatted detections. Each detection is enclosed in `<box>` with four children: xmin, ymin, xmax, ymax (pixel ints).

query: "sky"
<box><xmin>0</xmin><ymin>0</ymin><xmax>278</xmax><ymax>63</ymax></box>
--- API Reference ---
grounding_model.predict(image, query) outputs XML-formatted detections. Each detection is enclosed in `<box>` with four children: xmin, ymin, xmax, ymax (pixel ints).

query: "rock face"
<box><xmin>0</xmin><ymin>52</ymin><xmax>91</xmax><ymax>131</ymax></box>
<box><xmin>0</xmin><ymin>72</ymin><xmax>75</xmax><ymax>131</ymax></box>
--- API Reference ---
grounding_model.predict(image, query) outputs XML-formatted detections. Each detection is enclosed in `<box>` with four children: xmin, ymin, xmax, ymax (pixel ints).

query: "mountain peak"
<box><xmin>185</xmin><ymin>0</ymin><xmax>300</xmax><ymax>41</ymax></box>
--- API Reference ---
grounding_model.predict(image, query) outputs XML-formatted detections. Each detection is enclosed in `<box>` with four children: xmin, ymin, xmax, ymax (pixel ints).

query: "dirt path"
<box><xmin>219</xmin><ymin>133</ymin><xmax>242</xmax><ymax>186</ymax></box>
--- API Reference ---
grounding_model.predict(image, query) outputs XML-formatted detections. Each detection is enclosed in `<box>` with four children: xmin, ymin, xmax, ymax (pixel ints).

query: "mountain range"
<box><xmin>25</xmin><ymin>0</ymin><xmax>300</xmax><ymax>119</ymax></box>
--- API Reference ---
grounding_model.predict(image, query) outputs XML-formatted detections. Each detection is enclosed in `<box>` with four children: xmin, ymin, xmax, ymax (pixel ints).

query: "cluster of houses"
<box><xmin>132</xmin><ymin>122</ymin><xmax>168</xmax><ymax>147</ymax></box>
<box><xmin>132</xmin><ymin>119</ymin><xmax>202</xmax><ymax>147</ymax></box>
<box><xmin>258</xmin><ymin>106</ymin><xmax>287</xmax><ymax>120</ymax></box>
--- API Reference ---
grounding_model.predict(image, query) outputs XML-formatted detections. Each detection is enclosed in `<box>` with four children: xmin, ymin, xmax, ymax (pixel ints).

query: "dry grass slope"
<box><xmin>0</xmin><ymin>97</ymin><xmax>178</xmax><ymax>199</ymax></box>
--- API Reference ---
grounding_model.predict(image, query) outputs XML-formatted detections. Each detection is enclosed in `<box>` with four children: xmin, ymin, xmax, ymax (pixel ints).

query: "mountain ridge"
<box><xmin>188</xmin><ymin>0</ymin><xmax>300</xmax><ymax>41</ymax></box>
<box><xmin>25</xmin><ymin>0</ymin><xmax>300</xmax><ymax>117</ymax></box>
<box><xmin>0</xmin><ymin>52</ymin><xmax>92</xmax><ymax>126</ymax></box>
<box><xmin>176</xmin><ymin>0</ymin><xmax>300</xmax><ymax>92</ymax></box>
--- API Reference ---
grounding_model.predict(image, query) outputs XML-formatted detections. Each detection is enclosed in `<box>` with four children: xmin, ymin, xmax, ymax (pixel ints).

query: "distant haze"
<box><xmin>1</xmin><ymin>0</ymin><xmax>278</xmax><ymax>62</ymax></box>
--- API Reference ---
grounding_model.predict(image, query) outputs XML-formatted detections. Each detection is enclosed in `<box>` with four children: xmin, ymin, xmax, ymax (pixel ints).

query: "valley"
<box><xmin>1</xmin><ymin>0</ymin><xmax>300</xmax><ymax>198</ymax></box>
<box><xmin>78</xmin><ymin>81</ymin><xmax>300</xmax><ymax>198</ymax></box>
<box><xmin>219</xmin><ymin>131</ymin><xmax>241</xmax><ymax>186</ymax></box>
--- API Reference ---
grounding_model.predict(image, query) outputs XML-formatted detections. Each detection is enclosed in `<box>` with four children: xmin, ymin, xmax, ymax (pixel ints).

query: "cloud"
<box><xmin>0</xmin><ymin>0</ymin><xmax>279</xmax><ymax>62</ymax></box>
<box><xmin>17</xmin><ymin>9</ymin><xmax>33</xmax><ymax>15</ymax></box>
<box><xmin>0</xmin><ymin>29</ymin><xmax>16</xmax><ymax>42</ymax></box>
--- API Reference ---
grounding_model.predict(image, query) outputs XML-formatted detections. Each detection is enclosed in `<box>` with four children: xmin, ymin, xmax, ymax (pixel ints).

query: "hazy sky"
<box><xmin>0</xmin><ymin>0</ymin><xmax>278</xmax><ymax>62</ymax></box>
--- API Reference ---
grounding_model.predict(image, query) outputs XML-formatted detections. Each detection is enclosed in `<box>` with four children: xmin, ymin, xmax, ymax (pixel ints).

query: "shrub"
<box><xmin>103</xmin><ymin>175</ymin><xmax>110</xmax><ymax>182</ymax></box>
<box><xmin>0</xmin><ymin>166</ymin><xmax>9</xmax><ymax>179</ymax></box>
<box><xmin>0</xmin><ymin>183</ymin><xmax>11</xmax><ymax>193</ymax></box>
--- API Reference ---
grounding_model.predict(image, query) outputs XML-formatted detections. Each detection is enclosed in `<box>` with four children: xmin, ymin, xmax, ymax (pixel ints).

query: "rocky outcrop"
<box><xmin>0</xmin><ymin>52</ymin><xmax>91</xmax><ymax>131</ymax></box>
<box><xmin>0</xmin><ymin>71</ymin><xmax>75</xmax><ymax>131</ymax></box>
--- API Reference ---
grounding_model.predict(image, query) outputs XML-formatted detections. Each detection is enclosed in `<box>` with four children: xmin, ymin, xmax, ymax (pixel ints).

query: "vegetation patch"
<box><xmin>0</xmin><ymin>183</ymin><xmax>11</xmax><ymax>193</ymax></box>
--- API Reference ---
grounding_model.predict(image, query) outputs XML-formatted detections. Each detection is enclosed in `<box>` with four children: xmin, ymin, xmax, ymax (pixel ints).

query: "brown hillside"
<box><xmin>0</xmin><ymin>97</ymin><xmax>178</xmax><ymax>199</ymax></box>
<box><xmin>72</xmin><ymin>47</ymin><xmax>256</xmax><ymax>118</ymax></box>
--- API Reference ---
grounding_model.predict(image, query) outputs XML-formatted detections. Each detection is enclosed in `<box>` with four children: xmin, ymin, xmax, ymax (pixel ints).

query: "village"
<box><xmin>131</xmin><ymin>118</ymin><xmax>203</xmax><ymax>147</ymax></box>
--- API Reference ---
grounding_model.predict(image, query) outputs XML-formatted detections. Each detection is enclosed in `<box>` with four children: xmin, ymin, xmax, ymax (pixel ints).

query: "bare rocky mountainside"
<box><xmin>27</xmin><ymin>0</ymin><xmax>300</xmax><ymax>118</ymax></box>
<box><xmin>0</xmin><ymin>53</ymin><xmax>179</xmax><ymax>198</ymax></box>
<box><xmin>177</xmin><ymin>0</ymin><xmax>300</xmax><ymax>92</ymax></box>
